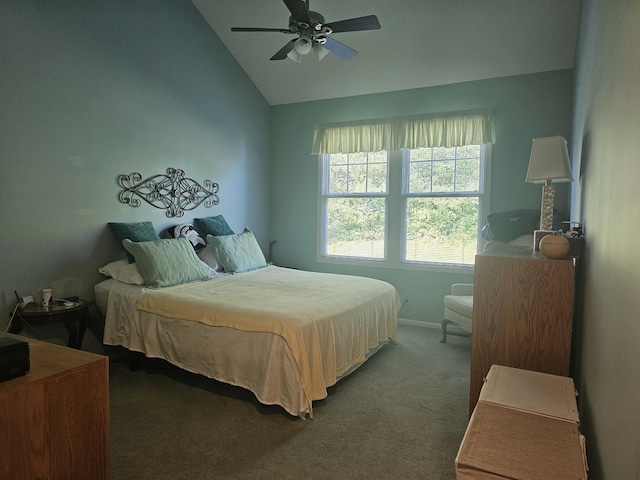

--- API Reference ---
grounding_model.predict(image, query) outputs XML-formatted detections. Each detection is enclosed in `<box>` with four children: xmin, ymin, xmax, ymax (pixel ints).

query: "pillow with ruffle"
<box><xmin>122</xmin><ymin>236</ymin><xmax>211</xmax><ymax>288</ymax></box>
<box><xmin>206</xmin><ymin>228</ymin><xmax>267</xmax><ymax>274</ymax></box>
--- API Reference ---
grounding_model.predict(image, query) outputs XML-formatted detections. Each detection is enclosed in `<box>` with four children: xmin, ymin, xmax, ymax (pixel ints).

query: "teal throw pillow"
<box><xmin>206</xmin><ymin>228</ymin><xmax>267</xmax><ymax>273</ymax></box>
<box><xmin>193</xmin><ymin>215</ymin><xmax>234</xmax><ymax>238</ymax></box>
<box><xmin>109</xmin><ymin>221</ymin><xmax>160</xmax><ymax>263</ymax></box>
<box><xmin>122</xmin><ymin>236</ymin><xmax>211</xmax><ymax>288</ymax></box>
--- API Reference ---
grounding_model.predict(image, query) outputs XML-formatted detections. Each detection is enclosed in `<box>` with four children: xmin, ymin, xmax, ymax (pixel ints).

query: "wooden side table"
<box><xmin>0</xmin><ymin>332</ymin><xmax>109</xmax><ymax>479</ymax></box>
<box><xmin>9</xmin><ymin>300</ymin><xmax>90</xmax><ymax>349</ymax></box>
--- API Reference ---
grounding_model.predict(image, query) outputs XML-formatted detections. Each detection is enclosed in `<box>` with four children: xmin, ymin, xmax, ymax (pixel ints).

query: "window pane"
<box><xmin>456</xmin><ymin>158</ymin><xmax>480</xmax><ymax>191</ymax></box>
<box><xmin>457</xmin><ymin>145</ymin><xmax>481</xmax><ymax>158</ymax></box>
<box><xmin>409</xmin><ymin>161</ymin><xmax>432</xmax><ymax>192</ymax></box>
<box><xmin>369</xmin><ymin>151</ymin><xmax>388</xmax><ymax>163</ymax></box>
<box><xmin>433</xmin><ymin>147</ymin><xmax>455</xmax><ymax>160</ymax></box>
<box><xmin>432</xmin><ymin>160</ymin><xmax>455</xmax><ymax>192</ymax></box>
<box><xmin>410</xmin><ymin>147</ymin><xmax>433</xmax><ymax>161</ymax></box>
<box><xmin>328</xmin><ymin>152</ymin><xmax>387</xmax><ymax>194</ymax></box>
<box><xmin>408</xmin><ymin>146</ymin><xmax>480</xmax><ymax>194</ymax></box>
<box><xmin>405</xmin><ymin>197</ymin><xmax>479</xmax><ymax>265</ymax></box>
<box><xmin>349</xmin><ymin>163</ymin><xmax>368</xmax><ymax>192</ymax></box>
<box><xmin>350</xmin><ymin>151</ymin><xmax>368</xmax><ymax>164</ymax></box>
<box><xmin>329</xmin><ymin>165</ymin><xmax>348</xmax><ymax>193</ymax></box>
<box><xmin>368</xmin><ymin>162</ymin><xmax>387</xmax><ymax>192</ymax></box>
<box><xmin>326</xmin><ymin>197</ymin><xmax>385</xmax><ymax>259</ymax></box>
<box><xmin>331</xmin><ymin>153</ymin><xmax>349</xmax><ymax>165</ymax></box>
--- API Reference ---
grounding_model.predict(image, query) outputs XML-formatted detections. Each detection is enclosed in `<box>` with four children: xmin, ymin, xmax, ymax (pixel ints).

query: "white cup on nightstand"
<box><xmin>41</xmin><ymin>288</ymin><xmax>52</xmax><ymax>308</ymax></box>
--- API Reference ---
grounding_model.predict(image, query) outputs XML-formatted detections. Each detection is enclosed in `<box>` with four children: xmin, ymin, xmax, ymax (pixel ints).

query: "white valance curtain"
<box><xmin>311</xmin><ymin>109</ymin><xmax>495</xmax><ymax>154</ymax></box>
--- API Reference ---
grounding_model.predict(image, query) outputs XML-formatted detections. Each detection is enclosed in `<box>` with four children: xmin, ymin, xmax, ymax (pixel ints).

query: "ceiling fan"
<box><xmin>230</xmin><ymin>0</ymin><xmax>381</xmax><ymax>62</ymax></box>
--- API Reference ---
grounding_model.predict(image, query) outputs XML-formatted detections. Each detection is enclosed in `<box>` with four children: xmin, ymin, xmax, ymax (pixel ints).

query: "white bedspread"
<box><xmin>97</xmin><ymin>266</ymin><xmax>399</xmax><ymax>417</ymax></box>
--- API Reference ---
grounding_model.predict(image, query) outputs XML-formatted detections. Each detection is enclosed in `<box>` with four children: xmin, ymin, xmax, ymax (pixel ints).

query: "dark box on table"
<box><xmin>0</xmin><ymin>337</ymin><xmax>30</xmax><ymax>382</ymax></box>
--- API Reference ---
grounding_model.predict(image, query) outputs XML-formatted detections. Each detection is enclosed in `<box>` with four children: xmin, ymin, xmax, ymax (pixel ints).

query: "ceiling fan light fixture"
<box><xmin>293</xmin><ymin>35</ymin><xmax>313</xmax><ymax>55</ymax></box>
<box><xmin>313</xmin><ymin>43</ymin><xmax>330</xmax><ymax>61</ymax></box>
<box><xmin>286</xmin><ymin>49</ymin><xmax>303</xmax><ymax>63</ymax></box>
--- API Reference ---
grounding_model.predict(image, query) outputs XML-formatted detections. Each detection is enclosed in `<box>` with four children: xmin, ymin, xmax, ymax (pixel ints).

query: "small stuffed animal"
<box><xmin>162</xmin><ymin>224</ymin><xmax>206</xmax><ymax>251</ymax></box>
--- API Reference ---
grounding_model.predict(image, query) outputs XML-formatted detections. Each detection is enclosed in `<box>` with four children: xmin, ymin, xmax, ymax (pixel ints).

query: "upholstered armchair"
<box><xmin>439</xmin><ymin>208</ymin><xmax>549</xmax><ymax>343</ymax></box>
<box><xmin>440</xmin><ymin>283</ymin><xmax>473</xmax><ymax>343</ymax></box>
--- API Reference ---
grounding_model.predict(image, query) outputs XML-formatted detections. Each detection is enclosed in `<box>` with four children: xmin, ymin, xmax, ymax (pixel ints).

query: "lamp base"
<box><xmin>540</xmin><ymin>183</ymin><xmax>555</xmax><ymax>230</ymax></box>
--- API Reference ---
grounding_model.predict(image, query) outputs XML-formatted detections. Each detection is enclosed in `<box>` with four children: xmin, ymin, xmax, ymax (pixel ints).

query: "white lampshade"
<box><xmin>525</xmin><ymin>136</ymin><xmax>573</xmax><ymax>184</ymax></box>
<box><xmin>525</xmin><ymin>135</ymin><xmax>573</xmax><ymax>232</ymax></box>
<box><xmin>286</xmin><ymin>49</ymin><xmax>303</xmax><ymax>63</ymax></box>
<box><xmin>293</xmin><ymin>36</ymin><xmax>313</xmax><ymax>55</ymax></box>
<box><xmin>313</xmin><ymin>43</ymin><xmax>330</xmax><ymax>61</ymax></box>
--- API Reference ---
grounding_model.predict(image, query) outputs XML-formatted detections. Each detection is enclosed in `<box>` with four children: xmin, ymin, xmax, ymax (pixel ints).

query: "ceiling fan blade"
<box><xmin>327</xmin><ymin>15</ymin><xmax>381</xmax><ymax>33</ymax></box>
<box><xmin>282</xmin><ymin>0</ymin><xmax>310</xmax><ymax>24</ymax></box>
<box><xmin>231</xmin><ymin>27</ymin><xmax>293</xmax><ymax>33</ymax></box>
<box><xmin>270</xmin><ymin>40</ymin><xmax>296</xmax><ymax>60</ymax></box>
<box><xmin>323</xmin><ymin>36</ymin><xmax>358</xmax><ymax>61</ymax></box>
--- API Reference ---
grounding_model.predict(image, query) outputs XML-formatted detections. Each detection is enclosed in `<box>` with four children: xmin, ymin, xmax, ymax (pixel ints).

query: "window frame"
<box><xmin>318</xmin><ymin>145</ymin><xmax>491</xmax><ymax>273</ymax></box>
<box><xmin>401</xmin><ymin>145</ymin><xmax>489</xmax><ymax>267</ymax></box>
<box><xmin>319</xmin><ymin>151</ymin><xmax>391</xmax><ymax>262</ymax></box>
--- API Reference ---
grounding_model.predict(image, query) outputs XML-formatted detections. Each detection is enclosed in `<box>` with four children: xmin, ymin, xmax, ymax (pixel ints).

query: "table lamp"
<box><xmin>525</xmin><ymin>136</ymin><xmax>573</xmax><ymax>230</ymax></box>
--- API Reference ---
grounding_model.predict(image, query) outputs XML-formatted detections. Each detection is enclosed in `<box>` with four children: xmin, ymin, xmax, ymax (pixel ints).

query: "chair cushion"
<box><xmin>444</xmin><ymin>294</ymin><xmax>473</xmax><ymax>317</ymax></box>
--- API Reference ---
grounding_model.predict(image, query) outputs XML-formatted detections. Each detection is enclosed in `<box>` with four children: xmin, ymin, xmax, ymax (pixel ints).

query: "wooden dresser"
<box><xmin>469</xmin><ymin>245</ymin><xmax>575</xmax><ymax>414</ymax></box>
<box><xmin>0</xmin><ymin>332</ymin><xmax>109</xmax><ymax>479</ymax></box>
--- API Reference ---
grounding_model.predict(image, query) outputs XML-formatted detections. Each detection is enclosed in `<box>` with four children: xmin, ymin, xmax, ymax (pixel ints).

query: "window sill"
<box><xmin>317</xmin><ymin>254</ymin><xmax>474</xmax><ymax>274</ymax></box>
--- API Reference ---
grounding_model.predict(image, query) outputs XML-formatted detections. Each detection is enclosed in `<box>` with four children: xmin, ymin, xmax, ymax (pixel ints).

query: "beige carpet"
<box><xmin>108</xmin><ymin>324</ymin><xmax>471</xmax><ymax>479</ymax></box>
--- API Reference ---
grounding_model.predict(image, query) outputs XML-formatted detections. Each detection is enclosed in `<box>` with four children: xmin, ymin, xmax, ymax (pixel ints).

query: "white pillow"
<box><xmin>197</xmin><ymin>245</ymin><xmax>220</xmax><ymax>271</ymax></box>
<box><xmin>99</xmin><ymin>260</ymin><xmax>145</xmax><ymax>285</ymax></box>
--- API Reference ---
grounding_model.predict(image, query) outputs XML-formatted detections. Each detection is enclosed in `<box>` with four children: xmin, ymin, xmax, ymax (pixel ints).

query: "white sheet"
<box><xmin>95</xmin><ymin>267</ymin><xmax>399</xmax><ymax>418</ymax></box>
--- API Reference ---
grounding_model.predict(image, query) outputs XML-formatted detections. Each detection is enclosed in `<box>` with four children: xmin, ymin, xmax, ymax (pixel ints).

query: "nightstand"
<box><xmin>9</xmin><ymin>300</ymin><xmax>90</xmax><ymax>349</ymax></box>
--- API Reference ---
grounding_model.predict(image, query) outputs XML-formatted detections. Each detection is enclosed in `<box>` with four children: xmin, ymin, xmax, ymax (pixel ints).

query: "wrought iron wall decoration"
<box><xmin>117</xmin><ymin>168</ymin><xmax>219</xmax><ymax>218</ymax></box>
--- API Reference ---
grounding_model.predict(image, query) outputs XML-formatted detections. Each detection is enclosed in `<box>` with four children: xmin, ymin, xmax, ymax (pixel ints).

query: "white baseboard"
<box><xmin>398</xmin><ymin>318</ymin><xmax>441</xmax><ymax>330</ymax></box>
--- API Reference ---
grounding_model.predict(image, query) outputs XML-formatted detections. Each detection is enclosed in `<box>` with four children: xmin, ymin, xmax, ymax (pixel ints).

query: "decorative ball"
<box><xmin>539</xmin><ymin>234</ymin><xmax>570</xmax><ymax>259</ymax></box>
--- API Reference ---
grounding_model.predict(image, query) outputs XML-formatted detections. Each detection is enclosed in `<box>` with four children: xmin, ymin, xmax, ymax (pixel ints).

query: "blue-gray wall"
<box><xmin>0</xmin><ymin>0</ymin><xmax>271</xmax><ymax>332</ymax></box>
<box><xmin>270</xmin><ymin>70</ymin><xmax>574</xmax><ymax>324</ymax></box>
<box><xmin>1</xmin><ymin>2</ymin><xmax>575</xmax><ymax>332</ymax></box>
<box><xmin>571</xmin><ymin>1</ymin><xmax>640</xmax><ymax>477</ymax></box>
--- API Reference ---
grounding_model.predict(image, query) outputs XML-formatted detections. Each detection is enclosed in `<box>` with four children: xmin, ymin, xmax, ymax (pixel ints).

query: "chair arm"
<box><xmin>451</xmin><ymin>283</ymin><xmax>474</xmax><ymax>295</ymax></box>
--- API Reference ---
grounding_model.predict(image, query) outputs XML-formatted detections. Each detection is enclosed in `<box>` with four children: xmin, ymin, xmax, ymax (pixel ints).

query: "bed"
<box><xmin>95</xmin><ymin>261</ymin><xmax>400</xmax><ymax>419</ymax></box>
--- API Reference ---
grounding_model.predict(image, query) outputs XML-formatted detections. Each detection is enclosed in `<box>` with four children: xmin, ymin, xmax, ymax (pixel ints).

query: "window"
<box><xmin>403</xmin><ymin>145</ymin><xmax>485</xmax><ymax>265</ymax></box>
<box><xmin>321</xmin><ymin>151</ymin><xmax>389</xmax><ymax>259</ymax></box>
<box><xmin>320</xmin><ymin>145</ymin><xmax>488</xmax><ymax>268</ymax></box>
<box><xmin>315</xmin><ymin>109</ymin><xmax>494</xmax><ymax>269</ymax></box>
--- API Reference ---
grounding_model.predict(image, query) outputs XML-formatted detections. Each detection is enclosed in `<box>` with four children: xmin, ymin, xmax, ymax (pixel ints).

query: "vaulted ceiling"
<box><xmin>192</xmin><ymin>0</ymin><xmax>581</xmax><ymax>105</ymax></box>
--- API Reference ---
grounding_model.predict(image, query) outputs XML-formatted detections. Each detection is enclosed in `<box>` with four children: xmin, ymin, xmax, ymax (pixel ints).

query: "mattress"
<box><xmin>95</xmin><ymin>266</ymin><xmax>399</xmax><ymax>418</ymax></box>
